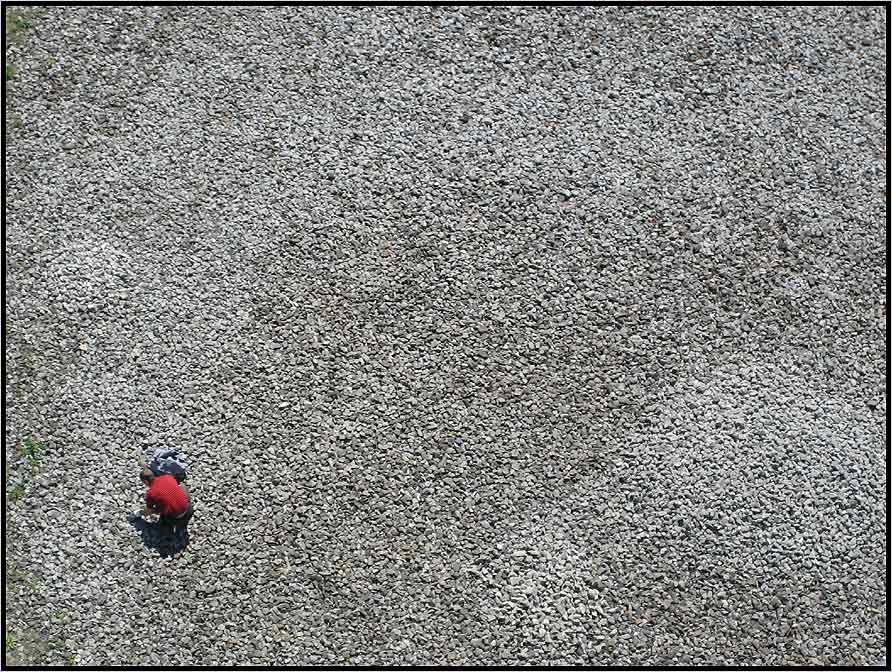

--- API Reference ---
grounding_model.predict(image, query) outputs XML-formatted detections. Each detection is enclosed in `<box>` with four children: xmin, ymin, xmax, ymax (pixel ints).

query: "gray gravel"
<box><xmin>4</xmin><ymin>5</ymin><xmax>886</xmax><ymax>667</ymax></box>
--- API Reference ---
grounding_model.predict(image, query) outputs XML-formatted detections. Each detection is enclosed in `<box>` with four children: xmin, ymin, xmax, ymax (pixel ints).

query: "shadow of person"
<box><xmin>127</xmin><ymin>512</ymin><xmax>188</xmax><ymax>558</ymax></box>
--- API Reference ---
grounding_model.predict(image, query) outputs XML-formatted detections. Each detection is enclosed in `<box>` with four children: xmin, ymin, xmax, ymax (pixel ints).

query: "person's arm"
<box><xmin>144</xmin><ymin>493</ymin><xmax>160</xmax><ymax>518</ymax></box>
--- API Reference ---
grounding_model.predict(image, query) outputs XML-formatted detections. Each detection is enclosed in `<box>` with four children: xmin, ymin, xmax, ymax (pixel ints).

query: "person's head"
<box><xmin>140</xmin><ymin>467</ymin><xmax>156</xmax><ymax>485</ymax></box>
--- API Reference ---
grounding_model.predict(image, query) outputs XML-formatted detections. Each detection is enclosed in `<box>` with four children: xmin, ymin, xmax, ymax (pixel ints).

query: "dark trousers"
<box><xmin>160</xmin><ymin>484</ymin><xmax>194</xmax><ymax>550</ymax></box>
<box><xmin>161</xmin><ymin>502</ymin><xmax>194</xmax><ymax>528</ymax></box>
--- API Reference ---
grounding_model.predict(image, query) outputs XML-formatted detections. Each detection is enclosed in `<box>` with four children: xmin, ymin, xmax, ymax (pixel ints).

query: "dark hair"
<box><xmin>140</xmin><ymin>467</ymin><xmax>156</xmax><ymax>484</ymax></box>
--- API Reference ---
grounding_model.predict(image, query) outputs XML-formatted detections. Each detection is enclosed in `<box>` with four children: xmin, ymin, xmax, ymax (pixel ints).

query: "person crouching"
<box><xmin>140</xmin><ymin>467</ymin><xmax>194</xmax><ymax>555</ymax></box>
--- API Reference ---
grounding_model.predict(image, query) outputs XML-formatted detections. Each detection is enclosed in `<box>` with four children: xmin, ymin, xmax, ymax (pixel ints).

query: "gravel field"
<box><xmin>3</xmin><ymin>5</ymin><xmax>887</xmax><ymax>667</ymax></box>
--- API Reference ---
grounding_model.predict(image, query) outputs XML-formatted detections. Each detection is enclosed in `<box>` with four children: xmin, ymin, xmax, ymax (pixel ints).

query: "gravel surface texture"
<box><xmin>4</xmin><ymin>5</ymin><xmax>887</xmax><ymax>667</ymax></box>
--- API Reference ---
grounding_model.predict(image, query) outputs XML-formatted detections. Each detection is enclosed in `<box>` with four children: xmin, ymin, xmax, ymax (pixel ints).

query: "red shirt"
<box><xmin>146</xmin><ymin>475</ymin><xmax>189</xmax><ymax>516</ymax></box>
